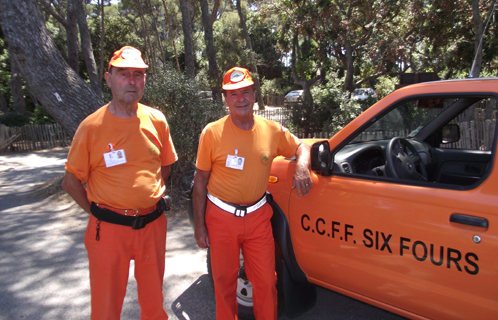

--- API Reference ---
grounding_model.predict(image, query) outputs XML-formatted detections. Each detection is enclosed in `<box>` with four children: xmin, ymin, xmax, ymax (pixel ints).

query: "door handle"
<box><xmin>450</xmin><ymin>214</ymin><xmax>488</xmax><ymax>228</ymax></box>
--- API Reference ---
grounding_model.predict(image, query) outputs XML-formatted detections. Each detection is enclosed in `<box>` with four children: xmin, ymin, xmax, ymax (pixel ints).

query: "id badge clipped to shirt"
<box><xmin>226</xmin><ymin>149</ymin><xmax>244</xmax><ymax>170</ymax></box>
<box><xmin>103</xmin><ymin>143</ymin><xmax>127</xmax><ymax>168</ymax></box>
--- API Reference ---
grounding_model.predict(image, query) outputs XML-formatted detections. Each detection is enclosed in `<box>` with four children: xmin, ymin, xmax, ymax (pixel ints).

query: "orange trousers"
<box><xmin>84</xmin><ymin>213</ymin><xmax>168</xmax><ymax>320</ymax></box>
<box><xmin>206</xmin><ymin>200</ymin><xmax>277</xmax><ymax>320</ymax></box>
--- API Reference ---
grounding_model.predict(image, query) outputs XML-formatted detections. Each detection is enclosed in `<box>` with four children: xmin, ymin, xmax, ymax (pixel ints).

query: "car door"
<box><xmin>286</xmin><ymin>99</ymin><xmax>498</xmax><ymax>319</ymax></box>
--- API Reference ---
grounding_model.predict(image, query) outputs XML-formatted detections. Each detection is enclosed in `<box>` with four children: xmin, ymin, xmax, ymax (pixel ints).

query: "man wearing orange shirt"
<box><xmin>62</xmin><ymin>46</ymin><xmax>177</xmax><ymax>320</ymax></box>
<box><xmin>193</xmin><ymin>67</ymin><xmax>312</xmax><ymax>320</ymax></box>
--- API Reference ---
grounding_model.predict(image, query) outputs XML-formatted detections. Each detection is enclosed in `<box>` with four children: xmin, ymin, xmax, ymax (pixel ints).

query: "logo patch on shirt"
<box><xmin>148</xmin><ymin>146</ymin><xmax>159</xmax><ymax>156</ymax></box>
<box><xmin>147</xmin><ymin>139</ymin><xmax>160</xmax><ymax>156</ymax></box>
<box><xmin>260</xmin><ymin>153</ymin><xmax>269</xmax><ymax>166</ymax></box>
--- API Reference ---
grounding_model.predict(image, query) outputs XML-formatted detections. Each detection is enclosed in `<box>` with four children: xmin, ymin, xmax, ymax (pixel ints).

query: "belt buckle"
<box><xmin>125</xmin><ymin>209</ymin><xmax>139</xmax><ymax>216</ymax></box>
<box><xmin>234</xmin><ymin>205</ymin><xmax>247</xmax><ymax>217</ymax></box>
<box><xmin>132</xmin><ymin>216</ymin><xmax>147</xmax><ymax>230</ymax></box>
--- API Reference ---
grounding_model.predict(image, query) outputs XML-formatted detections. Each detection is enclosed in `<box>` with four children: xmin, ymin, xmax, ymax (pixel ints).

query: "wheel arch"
<box><xmin>269</xmin><ymin>197</ymin><xmax>317</xmax><ymax>318</ymax></box>
<box><xmin>270</xmin><ymin>198</ymin><xmax>308</xmax><ymax>284</ymax></box>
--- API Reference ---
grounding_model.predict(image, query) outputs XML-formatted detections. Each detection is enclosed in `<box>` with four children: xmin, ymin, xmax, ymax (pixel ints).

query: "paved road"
<box><xmin>0</xmin><ymin>148</ymin><xmax>405</xmax><ymax>320</ymax></box>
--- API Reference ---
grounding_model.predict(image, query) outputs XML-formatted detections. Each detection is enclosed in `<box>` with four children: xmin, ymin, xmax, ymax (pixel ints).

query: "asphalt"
<box><xmin>0</xmin><ymin>148</ymin><xmax>405</xmax><ymax>320</ymax></box>
<box><xmin>0</xmin><ymin>148</ymin><xmax>213</xmax><ymax>320</ymax></box>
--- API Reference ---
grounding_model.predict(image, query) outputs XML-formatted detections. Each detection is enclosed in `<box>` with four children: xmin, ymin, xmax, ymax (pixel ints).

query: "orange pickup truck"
<box><xmin>191</xmin><ymin>78</ymin><xmax>498</xmax><ymax>319</ymax></box>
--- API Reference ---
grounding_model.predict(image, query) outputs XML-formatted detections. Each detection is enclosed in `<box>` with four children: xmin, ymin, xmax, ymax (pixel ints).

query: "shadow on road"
<box><xmin>0</xmin><ymin>148</ymin><xmax>69</xmax><ymax>211</ymax></box>
<box><xmin>0</xmin><ymin>192</ymin><xmax>90</xmax><ymax>320</ymax></box>
<box><xmin>171</xmin><ymin>274</ymin><xmax>216</xmax><ymax>320</ymax></box>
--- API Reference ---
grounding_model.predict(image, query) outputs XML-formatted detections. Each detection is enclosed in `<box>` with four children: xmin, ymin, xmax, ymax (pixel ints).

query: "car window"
<box><xmin>440</xmin><ymin>98</ymin><xmax>497</xmax><ymax>151</ymax></box>
<box><xmin>350</xmin><ymin>98</ymin><xmax>449</xmax><ymax>142</ymax></box>
<box><xmin>338</xmin><ymin>95</ymin><xmax>497</xmax><ymax>188</ymax></box>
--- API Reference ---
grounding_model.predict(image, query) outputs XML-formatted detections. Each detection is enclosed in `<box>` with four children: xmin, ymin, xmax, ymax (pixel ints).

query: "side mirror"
<box><xmin>442</xmin><ymin>124</ymin><xmax>460</xmax><ymax>144</ymax></box>
<box><xmin>311</xmin><ymin>141</ymin><xmax>331</xmax><ymax>173</ymax></box>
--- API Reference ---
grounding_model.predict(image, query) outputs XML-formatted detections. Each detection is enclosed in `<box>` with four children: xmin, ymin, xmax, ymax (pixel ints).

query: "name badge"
<box><xmin>104</xmin><ymin>149</ymin><xmax>127</xmax><ymax>168</ymax></box>
<box><xmin>226</xmin><ymin>148</ymin><xmax>244</xmax><ymax>170</ymax></box>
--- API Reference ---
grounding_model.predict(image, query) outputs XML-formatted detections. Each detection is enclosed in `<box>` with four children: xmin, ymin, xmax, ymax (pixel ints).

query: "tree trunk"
<box><xmin>290</xmin><ymin>33</ymin><xmax>320</xmax><ymax>106</ymax></box>
<box><xmin>38</xmin><ymin>0</ymin><xmax>79</xmax><ymax>73</ymax></box>
<box><xmin>9</xmin><ymin>57</ymin><xmax>27</xmax><ymax>114</ymax></box>
<box><xmin>236</xmin><ymin>0</ymin><xmax>264</xmax><ymax>110</ymax></box>
<box><xmin>137</xmin><ymin>0</ymin><xmax>155</xmax><ymax>74</ymax></box>
<box><xmin>470</xmin><ymin>0</ymin><xmax>496</xmax><ymax>78</ymax></box>
<box><xmin>74</xmin><ymin>0</ymin><xmax>102</xmax><ymax>98</ymax></box>
<box><xmin>161</xmin><ymin>0</ymin><xmax>181</xmax><ymax>73</ymax></box>
<box><xmin>0</xmin><ymin>91</ymin><xmax>9</xmax><ymax>114</ymax></box>
<box><xmin>210</xmin><ymin>0</ymin><xmax>220</xmax><ymax>26</ymax></box>
<box><xmin>470</xmin><ymin>0</ymin><xmax>484</xmax><ymax>78</ymax></box>
<box><xmin>343</xmin><ymin>40</ymin><xmax>355</xmax><ymax>92</ymax></box>
<box><xmin>99</xmin><ymin>0</ymin><xmax>105</xmax><ymax>80</ymax></box>
<box><xmin>200</xmin><ymin>0</ymin><xmax>222</xmax><ymax>103</ymax></box>
<box><xmin>66</xmin><ymin>0</ymin><xmax>79</xmax><ymax>73</ymax></box>
<box><xmin>179</xmin><ymin>0</ymin><xmax>195</xmax><ymax>78</ymax></box>
<box><xmin>289</xmin><ymin>33</ymin><xmax>321</xmax><ymax>135</ymax></box>
<box><xmin>27</xmin><ymin>89</ymin><xmax>40</xmax><ymax>110</ymax></box>
<box><xmin>147</xmin><ymin>0</ymin><xmax>166</xmax><ymax>70</ymax></box>
<box><xmin>0</xmin><ymin>0</ymin><xmax>102</xmax><ymax>135</ymax></box>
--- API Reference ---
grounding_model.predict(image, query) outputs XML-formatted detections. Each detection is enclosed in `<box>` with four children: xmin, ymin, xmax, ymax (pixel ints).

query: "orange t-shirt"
<box><xmin>65</xmin><ymin>103</ymin><xmax>178</xmax><ymax>209</ymax></box>
<box><xmin>196</xmin><ymin>115</ymin><xmax>300</xmax><ymax>204</ymax></box>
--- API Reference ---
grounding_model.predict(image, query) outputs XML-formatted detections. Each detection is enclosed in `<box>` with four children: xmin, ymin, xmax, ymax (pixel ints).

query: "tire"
<box><xmin>206</xmin><ymin>247</ymin><xmax>283</xmax><ymax>320</ymax></box>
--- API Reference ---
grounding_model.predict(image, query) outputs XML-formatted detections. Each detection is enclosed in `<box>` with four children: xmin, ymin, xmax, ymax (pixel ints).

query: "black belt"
<box><xmin>90</xmin><ymin>196</ymin><xmax>171</xmax><ymax>230</ymax></box>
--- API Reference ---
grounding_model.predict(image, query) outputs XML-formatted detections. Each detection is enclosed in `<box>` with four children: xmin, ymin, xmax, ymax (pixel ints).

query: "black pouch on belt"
<box><xmin>157</xmin><ymin>195</ymin><xmax>172</xmax><ymax>212</ymax></box>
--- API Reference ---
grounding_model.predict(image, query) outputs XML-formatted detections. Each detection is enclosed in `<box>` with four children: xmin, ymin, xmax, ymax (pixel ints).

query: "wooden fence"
<box><xmin>298</xmin><ymin>132</ymin><xmax>336</xmax><ymax>139</ymax></box>
<box><xmin>0</xmin><ymin>123</ymin><xmax>72</xmax><ymax>153</ymax></box>
<box><xmin>253</xmin><ymin>107</ymin><xmax>291</xmax><ymax>128</ymax></box>
<box><xmin>301</xmin><ymin>119</ymin><xmax>496</xmax><ymax>151</ymax></box>
<box><xmin>265</xmin><ymin>95</ymin><xmax>284</xmax><ymax>107</ymax></box>
<box><xmin>440</xmin><ymin>119</ymin><xmax>496</xmax><ymax>150</ymax></box>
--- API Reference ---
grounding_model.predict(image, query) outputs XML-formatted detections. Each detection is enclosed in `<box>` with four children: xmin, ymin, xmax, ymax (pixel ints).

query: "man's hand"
<box><xmin>195</xmin><ymin>224</ymin><xmax>210</xmax><ymax>248</ymax></box>
<box><xmin>61</xmin><ymin>171</ymin><xmax>91</xmax><ymax>214</ymax></box>
<box><xmin>292</xmin><ymin>143</ymin><xmax>313</xmax><ymax>196</ymax></box>
<box><xmin>192</xmin><ymin>169</ymin><xmax>211</xmax><ymax>249</ymax></box>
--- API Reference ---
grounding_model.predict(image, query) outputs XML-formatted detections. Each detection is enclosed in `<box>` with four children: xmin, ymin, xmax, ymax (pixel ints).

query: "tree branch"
<box><xmin>37</xmin><ymin>0</ymin><xmax>68</xmax><ymax>27</ymax></box>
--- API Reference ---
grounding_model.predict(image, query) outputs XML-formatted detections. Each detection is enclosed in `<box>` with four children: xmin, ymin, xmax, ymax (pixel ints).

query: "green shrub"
<box><xmin>260</xmin><ymin>78</ymin><xmax>284</xmax><ymax>96</ymax></box>
<box><xmin>141</xmin><ymin>65</ymin><xmax>225</xmax><ymax>194</ymax></box>
<box><xmin>0</xmin><ymin>112</ymin><xmax>31</xmax><ymax>127</ymax></box>
<box><xmin>288</xmin><ymin>73</ymin><xmax>380</xmax><ymax>136</ymax></box>
<box><xmin>375</xmin><ymin>75</ymin><xmax>397</xmax><ymax>99</ymax></box>
<box><xmin>31</xmin><ymin>105</ymin><xmax>56</xmax><ymax>125</ymax></box>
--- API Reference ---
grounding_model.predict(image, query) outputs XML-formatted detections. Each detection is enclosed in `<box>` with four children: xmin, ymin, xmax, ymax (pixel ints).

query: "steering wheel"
<box><xmin>386</xmin><ymin>137</ymin><xmax>428</xmax><ymax>181</ymax></box>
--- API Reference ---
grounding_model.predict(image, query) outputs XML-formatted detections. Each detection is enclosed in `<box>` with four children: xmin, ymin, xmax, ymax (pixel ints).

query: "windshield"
<box><xmin>350</xmin><ymin>98</ymin><xmax>451</xmax><ymax>143</ymax></box>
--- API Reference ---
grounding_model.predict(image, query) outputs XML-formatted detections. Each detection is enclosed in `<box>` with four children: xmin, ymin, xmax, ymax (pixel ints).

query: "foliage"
<box><xmin>247</xmin><ymin>6</ymin><xmax>285</xmax><ymax>80</ymax></box>
<box><xmin>374</xmin><ymin>75</ymin><xmax>397</xmax><ymax>99</ymax></box>
<box><xmin>0</xmin><ymin>38</ymin><xmax>41</xmax><ymax>117</ymax></box>
<box><xmin>0</xmin><ymin>112</ymin><xmax>31</xmax><ymax>127</ymax></box>
<box><xmin>141</xmin><ymin>64</ymin><xmax>225</xmax><ymax>191</ymax></box>
<box><xmin>213</xmin><ymin>10</ymin><xmax>249</xmax><ymax>72</ymax></box>
<box><xmin>0</xmin><ymin>38</ymin><xmax>11</xmax><ymax>110</ymax></box>
<box><xmin>270</xmin><ymin>0</ymin><xmax>407</xmax><ymax>92</ymax></box>
<box><xmin>294</xmin><ymin>38</ymin><xmax>322</xmax><ymax>81</ymax></box>
<box><xmin>88</xmin><ymin>10</ymin><xmax>143</xmax><ymax>72</ymax></box>
<box><xmin>194</xmin><ymin>68</ymin><xmax>211</xmax><ymax>91</ymax></box>
<box><xmin>30</xmin><ymin>105</ymin><xmax>56</xmax><ymax>125</ymax></box>
<box><xmin>260</xmin><ymin>78</ymin><xmax>284</xmax><ymax>96</ymax></box>
<box><xmin>289</xmin><ymin>72</ymin><xmax>378</xmax><ymax>135</ymax></box>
